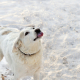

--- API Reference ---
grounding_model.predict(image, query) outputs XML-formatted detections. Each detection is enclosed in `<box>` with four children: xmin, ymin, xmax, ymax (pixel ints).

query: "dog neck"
<box><xmin>18</xmin><ymin>48</ymin><xmax>40</xmax><ymax>56</ymax></box>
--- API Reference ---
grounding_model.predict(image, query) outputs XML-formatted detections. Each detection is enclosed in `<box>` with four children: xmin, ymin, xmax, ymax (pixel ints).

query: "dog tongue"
<box><xmin>37</xmin><ymin>32</ymin><xmax>43</xmax><ymax>38</ymax></box>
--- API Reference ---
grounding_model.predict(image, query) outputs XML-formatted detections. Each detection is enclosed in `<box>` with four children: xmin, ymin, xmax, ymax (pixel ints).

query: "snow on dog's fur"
<box><xmin>0</xmin><ymin>26</ymin><xmax>43</xmax><ymax>80</ymax></box>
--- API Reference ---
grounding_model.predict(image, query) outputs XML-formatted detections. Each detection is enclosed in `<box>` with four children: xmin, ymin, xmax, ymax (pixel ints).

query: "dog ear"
<box><xmin>12</xmin><ymin>39</ymin><xmax>22</xmax><ymax>52</ymax></box>
<box><xmin>12</xmin><ymin>32</ymin><xmax>23</xmax><ymax>52</ymax></box>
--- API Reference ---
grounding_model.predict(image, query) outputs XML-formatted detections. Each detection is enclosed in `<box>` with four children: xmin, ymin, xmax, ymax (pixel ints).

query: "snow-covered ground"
<box><xmin>0</xmin><ymin>0</ymin><xmax>80</xmax><ymax>80</ymax></box>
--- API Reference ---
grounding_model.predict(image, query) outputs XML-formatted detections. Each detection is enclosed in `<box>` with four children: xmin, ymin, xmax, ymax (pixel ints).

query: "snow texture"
<box><xmin>0</xmin><ymin>0</ymin><xmax>80</xmax><ymax>80</ymax></box>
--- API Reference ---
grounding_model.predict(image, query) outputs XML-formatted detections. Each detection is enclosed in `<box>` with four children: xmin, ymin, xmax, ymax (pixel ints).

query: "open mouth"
<box><xmin>34</xmin><ymin>32</ymin><xmax>43</xmax><ymax>41</ymax></box>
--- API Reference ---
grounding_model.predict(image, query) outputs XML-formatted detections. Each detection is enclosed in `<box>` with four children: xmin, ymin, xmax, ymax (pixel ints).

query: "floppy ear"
<box><xmin>12</xmin><ymin>39</ymin><xmax>22</xmax><ymax>52</ymax></box>
<box><xmin>12</xmin><ymin>32</ymin><xmax>23</xmax><ymax>52</ymax></box>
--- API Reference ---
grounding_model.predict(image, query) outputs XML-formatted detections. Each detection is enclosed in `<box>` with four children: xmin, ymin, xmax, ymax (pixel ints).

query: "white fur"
<box><xmin>0</xmin><ymin>27</ymin><xmax>43</xmax><ymax>80</ymax></box>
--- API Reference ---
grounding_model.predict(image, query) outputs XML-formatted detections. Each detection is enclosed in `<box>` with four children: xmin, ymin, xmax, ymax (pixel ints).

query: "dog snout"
<box><xmin>35</xmin><ymin>29</ymin><xmax>41</xmax><ymax>33</ymax></box>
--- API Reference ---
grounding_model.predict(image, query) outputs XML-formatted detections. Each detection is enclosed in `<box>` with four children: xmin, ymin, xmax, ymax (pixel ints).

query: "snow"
<box><xmin>0</xmin><ymin>0</ymin><xmax>80</xmax><ymax>80</ymax></box>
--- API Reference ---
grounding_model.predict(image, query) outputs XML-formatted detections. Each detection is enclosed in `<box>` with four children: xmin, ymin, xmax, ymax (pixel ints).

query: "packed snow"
<box><xmin>0</xmin><ymin>0</ymin><xmax>80</xmax><ymax>80</ymax></box>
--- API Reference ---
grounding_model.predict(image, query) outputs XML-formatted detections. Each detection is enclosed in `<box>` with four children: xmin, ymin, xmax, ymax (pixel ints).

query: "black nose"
<box><xmin>35</xmin><ymin>29</ymin><xmax>41</xmax><ymax>33</ymax></box>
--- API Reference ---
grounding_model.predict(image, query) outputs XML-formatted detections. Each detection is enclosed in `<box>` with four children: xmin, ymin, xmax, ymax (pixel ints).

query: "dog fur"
<box><xmin>0</xmin><ymin>26</ymin><xmax>43</xmax><ymax>80</ymax></box>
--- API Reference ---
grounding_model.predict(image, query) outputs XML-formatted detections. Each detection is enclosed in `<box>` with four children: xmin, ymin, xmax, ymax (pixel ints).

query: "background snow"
<box><xmin>0</xmin><ymin>0</ymin><xmax>80</xmax><ymax>80</ymax></box>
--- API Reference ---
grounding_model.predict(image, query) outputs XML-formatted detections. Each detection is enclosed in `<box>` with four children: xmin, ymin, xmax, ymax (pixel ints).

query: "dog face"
<box><xmin>21</xmin><ymin>27</ymin><xmax>43</xmax><ymax>43</ymax></box>
<box><xmin>13</xmin><ymin>26</ymin><xmax>43</xmax><ymax>54</ymax></box>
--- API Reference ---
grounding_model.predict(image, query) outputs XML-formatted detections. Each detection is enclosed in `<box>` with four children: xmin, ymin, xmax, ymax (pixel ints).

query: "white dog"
<box><xmin>0</xmin><ymin>26</ymin><xmax>43</xmax><ymax>80</ymax></box>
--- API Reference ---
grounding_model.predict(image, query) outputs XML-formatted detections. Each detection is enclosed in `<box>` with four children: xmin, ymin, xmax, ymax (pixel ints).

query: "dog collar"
<box><xmin>18</xmin><ymin>48</ymin><xmax>39</xmax><ymax>56</ymax></box>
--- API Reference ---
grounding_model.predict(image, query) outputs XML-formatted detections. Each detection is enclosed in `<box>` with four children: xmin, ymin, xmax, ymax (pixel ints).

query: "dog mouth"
<box><xmin>34</xmin><ymin>29</ymin><xmax>43</xmax><ymax>41</ymax></box>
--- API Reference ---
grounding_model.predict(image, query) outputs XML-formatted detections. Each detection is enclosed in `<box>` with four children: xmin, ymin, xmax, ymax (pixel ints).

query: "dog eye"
<box><xmin>25</xmin><ymin>32</ymin><xmax>29</xmax><ymax>36</ymax></box>
<box><xmin>33</xmin><ymin>27</ymin><xmax>35</xmax><ymax>29</ymax></box>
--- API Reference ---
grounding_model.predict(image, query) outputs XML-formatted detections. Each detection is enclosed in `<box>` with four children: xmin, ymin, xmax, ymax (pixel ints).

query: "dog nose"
<box><xmin>35</xmin><ymin>29</ymin><xmax>41</xmax><ymax>33</ymax></box>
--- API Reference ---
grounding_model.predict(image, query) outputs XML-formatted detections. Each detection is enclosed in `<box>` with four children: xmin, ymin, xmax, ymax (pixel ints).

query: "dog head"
<box><xmin>13</xmin><ymin>26</ymin><xmax>43</xmax><ymax>54</ymax></box>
